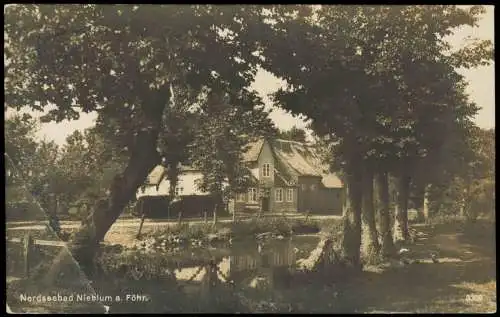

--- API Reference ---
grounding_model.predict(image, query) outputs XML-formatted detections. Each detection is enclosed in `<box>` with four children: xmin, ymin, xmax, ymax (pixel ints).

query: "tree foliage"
<box><xmin>5</xmin><ymin>4</ymin><xmax>280</xmax><ymax>272</ymax></box>
<box><xmin>58</xmin><ymin>128</ymin><xmax>128</xmax><ymax>209</ymax></box>
<box><xmin>5</xmin><ymin>114</ymin><xmax>39</xmax><ymax>184</ymax></box>
<box><xmin>5</xmin><ymin>5</ymin><xmax>270</xmax><ymax>139</ymax></box>
<box><xmin>277</xmin><ymin>126</ymin><xmax>307</xmax><ymax>143</ymax></box>
<box><xmin>255</xmin><ymin>5</ymin><xmax>493</xmax><ymax>263</ymax></box>
<box><xmin>188</xmin><ymin>90</ymin><xmax>275</xmax><ymax>208</ymax></box>
<box><xmin>427</xmin><ymin>127</ymin><xmax>495</xmax><ymax>220</ymax></box>
<box><xmin>5</xmin><ymin>114</ymin><xmax>63</xmax><ymax>221</ymax></box>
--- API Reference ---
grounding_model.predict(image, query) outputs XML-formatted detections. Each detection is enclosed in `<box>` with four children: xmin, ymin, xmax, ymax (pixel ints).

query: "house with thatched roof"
<box><xmin>136</xmin><ymin>138</ymin><xmax>343</xmax><ymax>215</ymax></box>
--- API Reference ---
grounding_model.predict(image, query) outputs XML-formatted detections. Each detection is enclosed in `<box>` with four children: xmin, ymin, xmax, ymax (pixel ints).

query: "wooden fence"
<box><xmin>7</xmin><ymin>234</ymin><xmax>76</xmax><ymax>278</ymax></box>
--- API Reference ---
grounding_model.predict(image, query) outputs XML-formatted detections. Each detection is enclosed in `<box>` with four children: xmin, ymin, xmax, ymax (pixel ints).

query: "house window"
<box><xmin>286</xmin><ymin>188</ymin><xmax>293</xmax><ymax>202</ymax></box>
<box><xmin>275</xmin><ymin>188</ymin><xmax>283</xmax><ymax>202</ymax></box>
<box><xmin>236</xmin><ymin>192</ymin><xmax>246</xmax><ymax>202</ymax></box>
<box><xmin>175</xmin><ymin>186</ymin><xmax>184</xmax><ymax>196</ymax></box>
<box><xmin>248</xmin><ymin>188</ymin><xmax>258</xmax><ymax>202</ymax></box>
<box><xmin>262</xmin><ymin>163</ymin><xmax>271</xmax><ymax>177</ymax></box>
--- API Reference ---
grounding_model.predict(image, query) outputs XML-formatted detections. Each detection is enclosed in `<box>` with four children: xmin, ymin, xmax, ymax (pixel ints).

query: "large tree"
<box><xmin>5</xmin><ymin>115</ymin><xmax>61</xmax><ymax>210</ymax></box>
<box><xmin>256</xmin><ymin>5</ymin><xmax>493</xmax><ymax>265</ymax></box>
<box><xmin>5</xmin><ymin>114</ymin><xmax>42</xmax><ymax>219</ymax></box>
<box><xmin>425</xmin><ymin>126</ymin><xmax>495</xmax><ymax>221</ymax></box>
<box><xmin>5</xmin><ymin>114</ymin><xmax>39</xmax><ymax>186</ymax></box>
<box><xmin>58</xmin><ymin>128</ymin><xmax>128</xmax><ymax>217</ymax></box>
<box><xmin>189</xmin><ymin>89</ymin><xmax>276</xmax><ymax>215</ymax></box>
<box><xmin>5</xmin><ymin>4</ymin><xmax>273</xmax><ymax>275</ymax></box>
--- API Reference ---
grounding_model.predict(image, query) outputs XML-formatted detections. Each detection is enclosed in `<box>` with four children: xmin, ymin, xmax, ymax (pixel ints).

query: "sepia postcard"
<box><xmin>5</xmin><ymin>4</ymin><xmax>495</xmax><ymax>314</ymax></box>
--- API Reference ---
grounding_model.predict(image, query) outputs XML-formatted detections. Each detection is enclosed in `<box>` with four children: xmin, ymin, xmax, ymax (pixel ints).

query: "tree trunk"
<box><xmin>394</xmin><ymin>174</ymin><xmax>411</xmax><ymax>242</ymax></box>
<box><xmin>44</xmin><ymin>86</ymin><xmax>172</xmax><ymax>282</ymax></box>
<box><xmin>376</xmin><ymin>172</ymin><xmax>395</xmax><ymax>257</ymax></box>
<box><xmin>340</xmin><ymin>162</ymin><xmax>363</xmax><ymax>269</ymax></box>
<box><xmin>214</xmin><ymin>191</ymin><xmax>224</xmax><ymax>215</ymax></box>
<box><xmin>43</xmin><ymin>129</ymin><xmax>162</xmax><ymax>284</ymax></box>
<box><xmin>361</xmin><ymin>166</ymin><xmax>380</xmax><ymax>261</ymax></box>
<box><xmin>462</xmin><ymin>183</ymin><xmax>477</xmax><ymax>222</ymax></box>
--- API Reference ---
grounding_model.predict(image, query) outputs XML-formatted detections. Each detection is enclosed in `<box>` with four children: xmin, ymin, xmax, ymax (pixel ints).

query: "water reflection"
<box><xmin>227</xmin><ymin>240</ymin><xmax>295</xmax><ymax>288</ymax></box>
<box><xmin>146</xmin><ymin>236</ymin><xmax>323</xmax><ymax>312</ymax></box>
<box><xmin>173</xmin><ymin>236</ymin><xmax>318</xmax><ymax>291</ymax></box>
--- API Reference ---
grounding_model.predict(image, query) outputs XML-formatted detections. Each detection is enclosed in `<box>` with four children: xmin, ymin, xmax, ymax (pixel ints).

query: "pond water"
<box><xmin>8</xmin><ymin>234</ymin><xmax>350</xmax><ymax>313</ymax></box>
<box><xmin>132</xmin><ymin>234</ymin><xmax>345</xmax><ymax>313</ymax></box>
<box><xmin>173</xmin><ymin>234</ymin><xmax>320</xmax><ymax>283</ymax></box>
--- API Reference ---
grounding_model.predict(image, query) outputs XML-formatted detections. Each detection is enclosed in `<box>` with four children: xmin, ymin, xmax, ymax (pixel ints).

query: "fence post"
<box><xmin>208</xmin><ymin>259</ymin><xmax>218</xmax><ymax>289</ymax></box>
<box><xmin>204</xmin><ymin>211</ymin><xmax>208</xmax><ymax>224</ymax></box>
<box><xmin>178</xmin><ymin>211</ymin><xmax>182</xmax><ymax>226</ymax></box>
<box><xmin>213</xmin><ymin>207</ymin><xmax>217</xmax><ymax>226</ymax></box>
<box><xmin>232</xmin><ymin>210</ymin><xmax>236</xmax><ymax>223</ymax></box>
<box><xmin>23</xmin><ymin>233</ymin><xmax>33</xmax><ymax>278</ymax></box>
<box><xmin>136</xmin><ymin>213</ymin><xmax>146</xmax><ymax>239</ymax></box>
<box><xmin>305</xmin><ymin>210</ymin><xmax>310</xmax><ymax>222</ymax></box>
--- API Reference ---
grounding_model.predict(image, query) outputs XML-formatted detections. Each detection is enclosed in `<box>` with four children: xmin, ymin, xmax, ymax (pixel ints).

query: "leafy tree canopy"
<box><xmin>277</xmin><ymin>126</ymin><xmax>307</xmax><ymax>143</ymax></box>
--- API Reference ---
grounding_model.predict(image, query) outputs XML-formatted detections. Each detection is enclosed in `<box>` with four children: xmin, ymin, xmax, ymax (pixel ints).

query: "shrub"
<box><xmin>138</xmin><ymin>217</ymin><xmax>324</xmax><ymax>249</ymax></box>
<box><xmin>96</xmin><ymin>248</ymin><xmax>179</xmax><ymax>281</ymax></box>
<box><xmin>291</xmin><ymin>218</ymin><xmax>321</xmax><ymax>234</ymax></box>
<box><xmin>229</xmin><ymin>218</ymin><xmax>288</xmax><ymax>237</ymax></box>
<box><xmin>143</xmin><ymin>223</ymin><xmax>217</xmax><ymax>241</ymax></box>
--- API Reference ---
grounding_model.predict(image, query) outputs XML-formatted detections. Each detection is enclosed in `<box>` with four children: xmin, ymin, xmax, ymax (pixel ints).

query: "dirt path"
<box><xmin>344</xmin><ymin>220</ymin><xmax>496</xmax><ymax>313</ymax></box>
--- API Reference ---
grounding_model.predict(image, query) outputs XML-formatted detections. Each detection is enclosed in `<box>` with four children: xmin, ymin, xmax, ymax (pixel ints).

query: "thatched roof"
<box><xmin>271</xmin><ymin>139</ymin><xmax>342</xmax><ymax>188</ymax></box>
<box><xmin>321</xmin><ymin>174</ymin><xmax>343</xmax><ymax>188</ymax></box>
<box><xmin>143</xmin><ymin>138</ymin><xmax>342</xmax><ymax>188</ymax></box>
<box><xmin>144</xmin><ymin>164</ymin><xmax>198</xmax><ymax>185</ymax></box>
<box><xmin>242</xmin><ymin>138</ymin><xmax>265</xmax><ymax>162</ymax></box>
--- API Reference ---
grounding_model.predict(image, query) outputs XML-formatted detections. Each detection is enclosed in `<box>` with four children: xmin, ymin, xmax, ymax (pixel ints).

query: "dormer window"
<box><xmin>262</xmin><ymin>163</ymin><xmax>271</xmax><ymax>177</ymax></box>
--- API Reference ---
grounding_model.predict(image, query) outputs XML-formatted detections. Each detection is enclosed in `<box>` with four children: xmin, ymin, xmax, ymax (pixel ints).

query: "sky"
<box><xmin>19</xmin><ymin>6</ymin><xmax>495</xmax><ymax>146</ymax></box>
